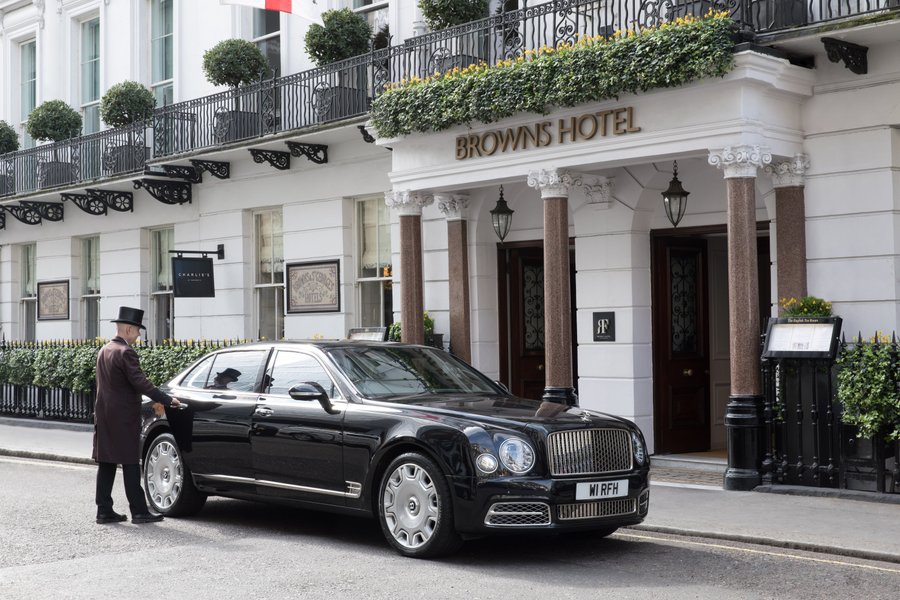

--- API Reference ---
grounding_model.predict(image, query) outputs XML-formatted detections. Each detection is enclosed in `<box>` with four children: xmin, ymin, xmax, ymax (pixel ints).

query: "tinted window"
<box><xmin>205</xmin><ymin>350</ymin><xmax>269</xmax><ymax>393</ymax></box>
<box><xmin>266</xmin><ymin>351</ymin><xmax>339</xmax><ymax>399</ymax></box>
<box><xmin>180</xmin><ymin>355</ymin><xmax>214</xmax><ymax>389</ymax></box>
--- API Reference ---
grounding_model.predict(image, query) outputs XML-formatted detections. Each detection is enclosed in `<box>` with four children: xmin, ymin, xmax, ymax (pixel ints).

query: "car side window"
<box><xmin>266</xmin><ymin>351</ymin><xmax>340</xmax><ymax>399</ymax></box>
<box><xmin>180</xmin><ymin>355</ymin><xmax>215</xmax><ymax>389</ymax></box>
<box><xmin>205</xmin><ymin>350</ymin><xmax>269</xmax><ymax>393</ymax></box>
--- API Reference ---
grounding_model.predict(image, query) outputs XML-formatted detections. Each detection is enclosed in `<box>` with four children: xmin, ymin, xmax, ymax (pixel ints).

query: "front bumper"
<box><xmin>449</xmin><ymin>467</ymin><xmax>650</xmax><ymax>535</ymax></box>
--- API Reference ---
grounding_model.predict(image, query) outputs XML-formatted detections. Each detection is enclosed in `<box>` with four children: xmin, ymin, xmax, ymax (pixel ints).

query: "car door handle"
<box><xmin>254</xmin><ymin>406</ymin><xmax>274</xmax><ymax>417</ymax></box>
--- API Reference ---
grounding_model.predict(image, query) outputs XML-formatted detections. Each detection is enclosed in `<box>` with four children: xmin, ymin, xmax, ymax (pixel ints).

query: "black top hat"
<box><xmin>112</xmin><ymin>306</ymin><xmax>146</xmax><ymax>330</ymax></box>
<box><xmin>216</xmin><ymin>368</ymin><xmax>241</xmax><ymax>381</ymax></box>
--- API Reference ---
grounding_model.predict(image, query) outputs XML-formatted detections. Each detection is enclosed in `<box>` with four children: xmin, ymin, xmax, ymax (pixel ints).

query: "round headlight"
<box><xmin>632</xmin><ymin>431</ymin><xmax>647</xmax><ymax>466</ymax></box>
<box><xmin>475</xmin><ymin>453</ymin><xmax>499</xmax><ymax>474</ymax></box>
<box><xmin>498</xmin><ymin>438</ymin><xmax>535</xmax><ymax>474</ymax></box>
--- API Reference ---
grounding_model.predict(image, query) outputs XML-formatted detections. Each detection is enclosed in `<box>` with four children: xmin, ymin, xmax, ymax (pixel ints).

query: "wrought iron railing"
<box><xmin>1</xmin><ymin>0</ymin><xmax>898</xmax><ymax>197</ymax></box>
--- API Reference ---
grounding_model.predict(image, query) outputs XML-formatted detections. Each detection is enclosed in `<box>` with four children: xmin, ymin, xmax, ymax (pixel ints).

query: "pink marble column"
<box><xmin>385</xmin><ymin>190</ymin><xmax>433</xmax><ymax>345</ymax></box>
<box><xmin>765</xmin><ymin>154</ymin><xmax>810</xmax><ymax>310</ymax></box>
<box><xmin>528</xmin><ymin>169</ymin><xmax>579</xmax><ymax>405</ymax></box>
<box><xmin>437</xmin><ymin>194</ymin><xmax>471</xmax><ymax>363</ymax></box>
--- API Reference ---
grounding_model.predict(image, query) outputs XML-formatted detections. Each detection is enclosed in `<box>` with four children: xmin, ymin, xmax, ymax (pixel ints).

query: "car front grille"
<box><xmin>557</xmin><ymin>498</ymin><xmax>637</xmax><ymax>521</ymax></box>
<box><xmin>484</xmin><ymin>502</ymin><xmax>551</xmax><ymax>527</ymax></box>
<box><xmin>547</xmin><ymin>428</ymin><xmax>632</xmax><ymax>476</ymax></box>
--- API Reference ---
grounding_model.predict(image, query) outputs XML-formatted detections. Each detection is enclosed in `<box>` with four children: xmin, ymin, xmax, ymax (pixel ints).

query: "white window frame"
<box><xmin>150</xmin><ymin>0</ymin><xmax>174</xmax><ymax>106</ymax></box>
<box><xmin>79</xmin><ymin>16</ymin><xmax>102</xmax><ymax>134</ymax></box>
<box><xmin>20</xmin><ymin>244</ymin><xmax>37</xmax><ymax>341</ymax></box>
<box><xmin>19</xmin><ymin>39</ymin><xmax>37</xmax><ymax>148</ymax></box>
<box><xmin>254</xmin><ymin>209</ymin><xmax>284</xmax><ymax>341</ymax></box>
<box><xmin>81</xmin><ymin>236</ymin><xmax>101</xmax><ymax>339</ymax></box>
<box><xmin>251</xmin><ymin>8</ymin><xmax>281</xmax><ymax>77</ymax></box>
<box><xmin>354</xmin><ymin>196</ymin><xmax>393</xmax><ymax>328</ymax></box>
<box><xmin>150</xmin><ymin>227</ymin><xmax>175</xmax><ymax>341</ymax></box>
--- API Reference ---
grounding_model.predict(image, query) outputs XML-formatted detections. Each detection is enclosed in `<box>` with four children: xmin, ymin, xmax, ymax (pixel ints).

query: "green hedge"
<box><xmin>836</xmin><ymin>336</ymin><xmax>900</xmax><ymax>443</ymax></box>
<box><xmin>0</xmin><ymin>339</ymin><xmax>245</xmax><ymax>393</ymax></box>
<box><xmin>370</xmin><ymin>13</ymin><xmax>737</xmax><ymax>138</ymax></box>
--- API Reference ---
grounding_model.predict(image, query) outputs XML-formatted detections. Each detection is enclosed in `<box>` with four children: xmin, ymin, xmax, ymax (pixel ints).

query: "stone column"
<box><xmin>437</xmin><ymin>194</ymin><xmax>471</xmax><ymax>363</ymax></box>
<box><xmin>709</xmin><ymin>145</ymin><xmax>772</xmax><ymax>491</ymax></box>
<box><xmin>527</xmin><ymin>169</ymin><xmax>579</xmax><ymax>406</ymax></box>
<box><xmin>385</xmin><ymin>190</ymin><xmax>433</xmax><ymax>345</ymax></box>
<box><xmin>764</xmin><ymin>154</ymin><xmax>810</xmax><ymax>309</ymax></box>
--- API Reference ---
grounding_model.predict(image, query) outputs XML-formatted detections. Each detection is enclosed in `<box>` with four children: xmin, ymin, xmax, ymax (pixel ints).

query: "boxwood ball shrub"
<box><xmin>100</xmin><ymin>81</ymin><xmax>157</xmax><ymax>128</ymax></box>
<box><xmin>25</xmin><ymin>100</ymin><xmax>83</xmax><ymax>142</ymax></box>
<box><xmin>203</xmin><ymin>39</ymin><xmax>270</xmax><ymax>88</ymax></box>
<box><xmin>418</xmin><ymin>0</ymin><xmax>489</xmax><ymax>31</ymax></box>
<box><xmin>304</xmin><ymin>8</ymin><xmax>372</xmax><ymax>67</ymax></box>
<box><xmin>0</xmin><ymin>120</ymin><xmax>19</xmax><ymax>154</ymax></box>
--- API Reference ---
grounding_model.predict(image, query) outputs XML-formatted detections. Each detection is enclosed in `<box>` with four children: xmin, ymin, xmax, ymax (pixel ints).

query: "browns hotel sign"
<box><xmin>455</xmin><ymin>106</ymin><xmax>640</xmax><ymax>160</ymax></box>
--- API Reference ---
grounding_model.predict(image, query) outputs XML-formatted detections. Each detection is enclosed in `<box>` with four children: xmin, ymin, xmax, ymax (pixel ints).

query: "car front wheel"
<box><xmin>143</xmin><ymin>432</ymin><xmax>206</xmax><ymax>517</ymax></box>
<box><xmin>377</xmin><ymin>452</ymin><xmax>462</xmax><ymax>558</ymax></box>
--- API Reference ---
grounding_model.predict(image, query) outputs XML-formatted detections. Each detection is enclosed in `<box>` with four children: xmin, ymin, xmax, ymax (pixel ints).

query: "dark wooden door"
<box><xmin>652</xmin><ymin>236</ymin><xmax>711</xmax><ymax>454</ymax></box>
<box><xmin>501</xmin><ymin>246</ymin><xmax>546</xmax><ymax>400</ymax></box>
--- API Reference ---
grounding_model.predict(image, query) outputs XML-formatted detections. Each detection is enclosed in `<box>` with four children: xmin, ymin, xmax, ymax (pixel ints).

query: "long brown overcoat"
<box><xmin>92</xmin><ymin>337</ymin><xmax>170</xmax><ymax>464</ymax></box>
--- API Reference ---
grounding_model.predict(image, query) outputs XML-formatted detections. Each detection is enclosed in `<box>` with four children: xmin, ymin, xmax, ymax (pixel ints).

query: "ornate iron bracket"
<box><xmin>145</xmin><ymin>164</ymin><xmax>203</xmax><ymax>184</ymax></box>
<box><xmin>190</xmin><ymin>159</ymin><xmax>230</xmax><ymax>180</ymax></box>
<box><xmin>0</xmin><ymin>212</ymin><xmax>5</xmax><ymax>230</ymax></box>
<box><xmin>357</xmin><ymin>125</ymin><xmax>375</xmax><ymax>144</ymax></box>
<box><xmin>249</xmin><ymin>148</ymin><xmax>291</xmax><ymax>170</ymax></box>
<box><xmin>822</xmin><ymin>37</ymin><xmax>867</xmax><ymax>75</ymax></box>
<box><xmin>62</xmin><ymin>193</ymin><xmax>107</xmax><ymax>216</ymax></box>
<box><xmin>21</xmin><ymin>201</ymin><xmax>64</xmax><ymax>222</ymax></box>
<box><xmin>134</xmin><ymin>179</ymin><xmax>192</xmax><ymax>205</ymax></box>
<box><xmin>2</xmin><ymin>204</ymin><xmax>42</xmax><ymax>225</ymax></box>
<box><xmin>286</xmin><ymin>141</ymin><xmax>329</xmax><ymax>165</ymax></box>
<box><xmin>86</xmin><ymin>188</ymin><xmax>134</xmax><ymax>213</ymax></box>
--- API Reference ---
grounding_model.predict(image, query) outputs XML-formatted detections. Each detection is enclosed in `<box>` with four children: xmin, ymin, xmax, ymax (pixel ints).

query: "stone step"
<box><xmin>651</xmin><ymin>454</ymin><xmax>727</xmax><ymax>474</ymax></box>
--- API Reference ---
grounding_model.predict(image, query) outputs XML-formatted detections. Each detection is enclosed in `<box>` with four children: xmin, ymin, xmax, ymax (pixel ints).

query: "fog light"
<box><xmin>476</xmin><ymin>453</ymin><xmax>499</xmax><ymax>474</ymax></box>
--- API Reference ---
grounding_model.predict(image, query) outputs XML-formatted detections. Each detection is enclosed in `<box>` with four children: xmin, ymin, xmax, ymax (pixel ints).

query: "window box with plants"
<box><xmin>99</xmin><ymin>81</ymin><xmax>156</xmax><ymax>175</ymax></box>
<box><xmin>0</xmin><ymin>120</ymin><xmax>19</xmax><ymax>195</ymax></box>
<box><xmin>203</xmin><ymin>39</ymin><xmax>272</xmax><ymax>143</ymax></box>
<box><xmin>25</xmin><ymin>100</ymin><xmax>83</xmax><ymax>189</ymax></box>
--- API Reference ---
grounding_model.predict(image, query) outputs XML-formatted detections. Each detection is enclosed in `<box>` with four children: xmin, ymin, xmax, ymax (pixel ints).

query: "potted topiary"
<box><xmin>202</xmin><ymin>38</ymin><xmax>271</xmax><ymax>142</ymax></box>
<box><xmin>304</xmin><ymin>8</ymin><xmax>372</xmax><ymax>122</ymax></box>
<box><xmin>99</xmin><ymin>81</ymin><xmax>156</xmax><ymax>173</ymax></box>
<box><xmin>0</xmin><ymin>120</ymin><xmax>19</xmax><ymax>195</ymax></box>
<box><xmin>25</xmin><ymin>100</ymin><xmax>83</xmax><ymax>188</ymax></box>
<box><xmin>417</xmin><ymin>0</ymin><xmax>489</xmax><ymax>72</ymax></box>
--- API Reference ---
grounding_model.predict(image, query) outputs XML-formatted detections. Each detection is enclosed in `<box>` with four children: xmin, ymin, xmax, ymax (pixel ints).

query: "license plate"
<box><xmin>576</xmin><ymin>479</ymin><xmax>629</xmax><ymax>500</ymax></box>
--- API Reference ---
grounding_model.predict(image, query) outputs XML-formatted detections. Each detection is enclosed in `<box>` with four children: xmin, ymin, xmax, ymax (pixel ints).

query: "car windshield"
<box><xmin>327</xmin><ymin>346</ymin><xmax>500</xmax><ymax>400</ymax></box>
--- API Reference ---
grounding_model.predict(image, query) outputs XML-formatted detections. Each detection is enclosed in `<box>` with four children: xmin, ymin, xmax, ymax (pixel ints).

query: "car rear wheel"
<box><xmin>377</xmin><ymin>452</ymin><xmax>462</xmax><ymax>558</ymax></box>
<box><xmin>143</xmin><ymin>432</ymin><xmax>206</xmax><ymax>517</ymax></box>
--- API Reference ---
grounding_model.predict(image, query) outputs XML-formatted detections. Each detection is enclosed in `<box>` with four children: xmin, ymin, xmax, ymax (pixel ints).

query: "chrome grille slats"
<box><xmin>547</xmin><ymin>428</ymin><xmax>632</xmax><ymax>476</ymax></box>
<box><xmin>558</xmin><ymin>498</ymin><xmax>637</xmax><ymax>520</ymax></box>
<box><xmin>485</xmin><ymin>502</ymin><xmax>551</xmax><ymax>526</ymax></box>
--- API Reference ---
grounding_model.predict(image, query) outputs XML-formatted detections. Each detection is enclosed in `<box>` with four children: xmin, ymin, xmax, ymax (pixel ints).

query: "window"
<box><xmin>255</xmin><ymin>210</ymin><xmax>284</xmax><ymax>341</ymax></box>
<box><xmin>205</xmin><ymin>350</ymin><xmax>269</xmax><ymax>393</ymax></box>
<box><xmin>350</xmin><ymin>0</ymin><xmax>388</xmax><ymax>33</ymax></box>
<box><xmin>356</xmin><ymin>197</ymin><xmax>393</xmax><ymax>328</ymax></box>
<box><xmin>82</xmin><ymin>237</ymin><xmax>101</xmax><ymax>339</ymax></box>
<box><xmin>20</xmin><ymin>40</ymin><xmax>37</xmax><ymax>148</ymax></box>
<box><xmin>151</xmin><ymin>0</ymin><xmax>174</xmax><ymax>106</ymax></box>
<box><xmin>81</xmin><ymin>18</ymin><xmax>101</xmax><ymax>134</ymax></box>
<box><xmin>21</xmin><ymin>244</ymin><xmax>36</xmax><ymax>341</ymax></box>
<box><xmin>265</xmin><ymin>351</ymin><xmax>340</xmax><ymax>399</ymax></box>
<box><xmin>180</xmin><ymin>354</ymin><xmax>214</xmax><ymax>389</ymax></box>
<box><xmin>150</xmin><ymin>228</ymin><xmax>174</xmax><ymax>341</ymax></box>
<box><xmin>252</xmin><ymin>8</ymin><xmax>280</xmax><ymax>76</ymax></box>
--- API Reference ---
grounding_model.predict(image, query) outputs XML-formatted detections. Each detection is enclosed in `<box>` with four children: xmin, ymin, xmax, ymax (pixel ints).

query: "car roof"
<box><xmin>218</xmin><ymin>340</ymin><xmax>433</xmax><ymax>351</ymax></box>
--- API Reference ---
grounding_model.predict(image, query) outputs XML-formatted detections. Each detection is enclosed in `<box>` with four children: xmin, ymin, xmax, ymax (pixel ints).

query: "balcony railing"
<box><xmin>1</xmin><ymin>0</ymin><xmax>898</xmax><ymax>200</ymax></box>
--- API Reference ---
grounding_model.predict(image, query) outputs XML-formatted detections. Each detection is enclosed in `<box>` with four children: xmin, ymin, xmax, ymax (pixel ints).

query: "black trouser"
<box><xmin>95</xmin><ymin>462</ymin><xmax>149</xmax><ymax>517</ymax></box>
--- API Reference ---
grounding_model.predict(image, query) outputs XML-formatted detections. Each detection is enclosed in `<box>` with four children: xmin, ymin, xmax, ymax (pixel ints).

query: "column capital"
<box><xmin>385</xmin><ymin>190</ymin><xmax>434</xmax><ymax>216</ymax></box>
<box><xmin>435</xmin><ymin>193</ymin><xmax>469</xmax><ymax>221</ymax></box>
<box><xmin>583</xmin><ymin>176</ymin><xmax>615</xmax><ymax>210</ymax></box>
<box><xmin>708</xmin><ymin>145</ymin><xmax>772</xmax><ymax>179</ymax></box>
<box><xmin>764</xmin><ymin>153</ymin><xmax>810</xmax><ymax>188</ymax></box>
<box><xmin>527</xmin><ymin>169</ymin><xmax>581</xmax><ymax>199</ymax></box>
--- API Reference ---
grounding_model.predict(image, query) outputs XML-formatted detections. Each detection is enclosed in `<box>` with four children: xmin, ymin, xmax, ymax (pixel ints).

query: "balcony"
<box><xmin>1</xmin><ymin>0</ymin><xmax>897</xmax><ymax>202</ymax></box>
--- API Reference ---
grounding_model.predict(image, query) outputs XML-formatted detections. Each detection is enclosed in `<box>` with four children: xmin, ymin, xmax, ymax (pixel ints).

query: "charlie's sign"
<box><xmin>455</xmin><ymin>106</ymin><xmax>640</xmax><ymax>160</ymax></box>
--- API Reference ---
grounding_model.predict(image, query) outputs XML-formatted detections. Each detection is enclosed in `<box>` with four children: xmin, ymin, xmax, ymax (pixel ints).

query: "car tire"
<box><xmin>143</xmin><ymin>432</ymin><xmax>206</xmax><ymax>517</ymax></box>
<box><xmin>377</xmin><ymin>452</ymin><xmax>463</xmax><ymax>558</ymax></box>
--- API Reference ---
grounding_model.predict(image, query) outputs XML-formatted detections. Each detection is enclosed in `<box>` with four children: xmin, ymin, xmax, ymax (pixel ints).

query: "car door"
<box><xmin>251</xmin><ymin>349</ymin><xmax>347</xmax><ymax>504</ymax></box>
<box><xmin>169</xmin><ymin>349</ymin><xmax>270</xmax><ymax>487</ymax></box>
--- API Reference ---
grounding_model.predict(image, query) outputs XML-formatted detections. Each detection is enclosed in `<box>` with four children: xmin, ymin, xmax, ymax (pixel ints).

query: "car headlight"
<box><xmin>632</xmin><ymin>431</ymin><xmax>647</xmax><ymax>466</ymax></box>
<box><xmin>498</xmin><ymin>438</ymin><xmax>535</xmax><ymax>474</ymax></box>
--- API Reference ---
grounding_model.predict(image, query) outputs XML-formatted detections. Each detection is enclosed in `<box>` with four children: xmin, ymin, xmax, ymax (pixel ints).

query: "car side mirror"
<box><xmin>288</xmin><ymin>382</ymin><xmax>340</xmax><ymax>415</ymax></box>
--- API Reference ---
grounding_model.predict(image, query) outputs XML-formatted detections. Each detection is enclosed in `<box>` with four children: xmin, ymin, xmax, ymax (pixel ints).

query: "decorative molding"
<box><xmin>3</xmin><ymin>204</ymin><xmax>42</xmax><ymax>225</ymax></box>
<box><xmin>357</xmin><ymin>125</ymin><xmax>375</xmax><ymax>144</ymax></box>
<box><xmin>33</xmin><ymin>0</ymin><xmax>45</xmax><ymax>28</ymax></box>
<box><xmin>708</xmin><ymin>145</ymin><xmax>772</xmax><ymax>179</ymax></box>
<box><xmin>764</xmin><ymin>154</ymin><xmax>810</xmax><ymax>188</ymax></box>
<box><xmin>384</xmin><ymin>190</ymin><xmax>434</xmax><ymax>216</ymax></box>
<box><xmin>527</xmin><ymin>169</ymin><xmax>580</xmax><ymax>199</ymax></box>
<box><xmin>56</xmin><ymin>0</ymin><xmax>62</xmax><ymax>14</ymax></box>
<box><xmin>286</xmin><ymin>141</ymin><xmax>328</xmax><ymax>165</ymax></box>
<box><xmin>21</xmin><ymin>201</ymin><xmax>63</xmax><ymax>222</ymax></box>
<box><xmin>190</xmin><ymin>159</ymin><xmax>230</xmax><ymax>180</ymax></box>
<box><xmin>85</xmin><ymin>188</ymin><xmax>134</xmax><ymax>212</ymax></box>
<box><xmin>0</xmin><ymin>9</ymin><xmax>6</xmax><ymax>38</ymax></box>
<box><xmin>822</xmin><ymin>37</ymin><xmax>867</xmax><ymax>75</ymax></box>
<box><xmin>133</xmin><ymin>179</ymin><xmax>192</xmax><ymax>205</ymax></box>
<box><xmin>436</xmin><ymin>193</ymin><xmax>469</xmax><ymax>221</ymax></box>
<box><xmin>583</xmin><ymin>176</ymin><xmax>614</xmax><ymax>209</ymax></box>
<box><xmin>249</xmin><ymin>148</ymin><xmax>291</xmax><ymax>170</ymax></box>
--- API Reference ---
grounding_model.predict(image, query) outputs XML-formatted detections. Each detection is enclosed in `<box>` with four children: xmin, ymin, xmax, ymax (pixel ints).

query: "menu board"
<box><xmin>762</xmin><ymin>318</ymin><xmax>842</xmax><ymax>359</ymax></box>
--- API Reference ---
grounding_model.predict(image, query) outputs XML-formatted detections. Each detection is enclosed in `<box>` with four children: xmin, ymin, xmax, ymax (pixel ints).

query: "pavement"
<box><xmin>1</xmin><ymin>416</ymin><xmax>898</xmax><ymax>564</ymax></box>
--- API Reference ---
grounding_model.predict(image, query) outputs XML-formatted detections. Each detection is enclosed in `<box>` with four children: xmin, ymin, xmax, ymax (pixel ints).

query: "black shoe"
<box><xmin>96</xmin><ymin>511</ymin><xmax>128</xmax><ymax>524</ymax></box>
<box><xmin>132</xmin><ymin>513</ymin><xmax>164</xmax><ymax>524</ymax></box>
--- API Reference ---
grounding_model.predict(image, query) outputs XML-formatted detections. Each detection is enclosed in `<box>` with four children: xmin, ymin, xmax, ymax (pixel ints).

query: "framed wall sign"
<box><xmin>37</xmin><ymin>280</ymin><xmax>70</xmax><ymax>320</ymax></box>
<box><xmin>762</xmin><ymin>317</ymin><xmax>843</xmax><ymax>359</ymax></box>
<box><xmin>286</xmin><ymin>260</ymin><xmax>341</xmax><ymax>313</ymax></box>
<box><xmin>593</xmin><ymin>311</ymin><xmax>615</xmax><ymax>342</ymax></box>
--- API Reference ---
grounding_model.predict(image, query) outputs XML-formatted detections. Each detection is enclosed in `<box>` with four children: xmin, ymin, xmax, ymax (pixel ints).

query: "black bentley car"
<box><xmin>140</xmin><ymin>341</ymin><xmax>650</xmax><ymax>558</ymax></box>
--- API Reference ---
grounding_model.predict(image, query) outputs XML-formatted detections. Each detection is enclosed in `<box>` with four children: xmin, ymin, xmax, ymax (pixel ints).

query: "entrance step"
<box><xmin>652</xmin><ymin>453</ymin><xmax>727</xmax><ymax>474</ymax></box>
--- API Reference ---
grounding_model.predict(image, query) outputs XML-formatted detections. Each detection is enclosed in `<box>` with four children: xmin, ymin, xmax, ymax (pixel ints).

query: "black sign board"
<box><xmin>172</xmin><ymin>256</ymin><xmax>215</xmax><ymax>298</ymax></box>
<box><xmin>762</xmin><ymin>316</ymin><xmax>842</xmax><ymax>359</ymax></box>
<box><xmin>593</xmin><ymin>312</ymin><xmax>615</xmax><ymax>342</ymax></box>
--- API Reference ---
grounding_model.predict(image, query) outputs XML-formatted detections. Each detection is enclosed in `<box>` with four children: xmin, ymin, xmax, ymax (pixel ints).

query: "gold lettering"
<box><xmin>626</xmin><ymin>106</ymin><xmax>641</xmax><ymax>133</ymax></box>
<box><xmin>577</xmin><ymin>114</ymin><xmax>598</xmax><ymax>140</ymax></box>
<box><xmin>498</xmin><ymin>127</ymin><xmax>527</xmax><ymax>152</ymax></box>
<box><xmin>539</xmin><ymin>121</ymin><xmax>553</xmax><ymax>146</ymax></box>
<box><xmin>595</xmin><ymin>110</ymin><xmax>614</xmax><ymax>136</ymax></box>
<box><xmin>455</xmin><ymin>136</ymin><xmax>468</xmax><ymax>160</ymax></box>
<box><xmin>613</xmin><ymin>108</ymin><xmax>628</xmax><ymax>135</ymax></box>
<box><xmin>481</xmin><ymin>131</ymin><xmax>499</xmax><ymax>155</ymax></box>
<box><xmin>468</xmin><ymin>134</ymin><xmax>482</xmax><ymax>157</ymax></box>
<box><xmin>557</xmin><ymin>117</ymin><xmax>577</xmax><ymax>144</ymax></box>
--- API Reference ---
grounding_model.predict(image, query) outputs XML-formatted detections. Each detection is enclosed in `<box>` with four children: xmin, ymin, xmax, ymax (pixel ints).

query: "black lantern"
<box><xmin>490</xmin><ymin>185</ymin><xmax>514</xmax><ymax>242</ymax></box>
<box><xmin>662</xmin><ymin>161</ymin><xmax>689</xmax><ymax>228</ymax></box>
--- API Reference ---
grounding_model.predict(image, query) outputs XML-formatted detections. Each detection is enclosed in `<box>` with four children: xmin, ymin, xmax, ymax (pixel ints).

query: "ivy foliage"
<box><xmin>370</xmin><ymin>13</ymin><xmax>737</xmax><ymax>138</ymax></box>
<box><xmin>836</xmin><ymin>336</ymin><xmax>900</xmax><ymax>443</ymax></box>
